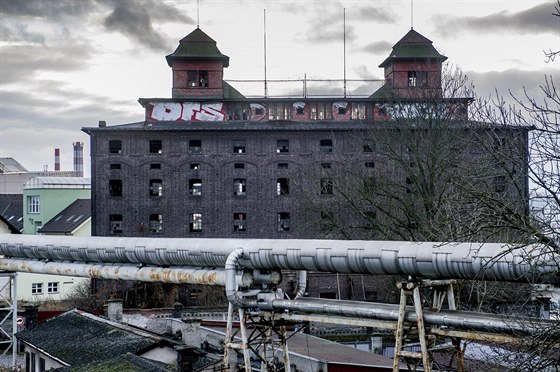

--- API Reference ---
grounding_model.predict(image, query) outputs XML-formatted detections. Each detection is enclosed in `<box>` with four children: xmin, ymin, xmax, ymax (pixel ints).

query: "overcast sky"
<box><xmin>0</xmin><ymin>0</ymin><xmax>558</xmax><ymax>177</ymax></box>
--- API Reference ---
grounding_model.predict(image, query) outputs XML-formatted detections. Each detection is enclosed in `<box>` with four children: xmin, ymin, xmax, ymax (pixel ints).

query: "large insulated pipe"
<box><xmin>250</xmin><ymin>297</ymin><xmax>559</xmax><ymax>337</ymax></box>
<box><xmin>0</xmin><ymin>258</ymin><xmax>230</xmax><ymax>285</ymax></box>
<box><xmin>0</xmin><ymin>235</ymin><xmax>558</xmax><ymax>283</ymax></box>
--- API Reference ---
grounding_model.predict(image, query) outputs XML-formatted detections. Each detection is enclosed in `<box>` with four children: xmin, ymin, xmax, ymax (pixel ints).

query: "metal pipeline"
<box><xmin>1</xmin><ymin>235</ymin><xmax>558</xmax><ymax>283</ymax></box>
<box><xmin>225</xmin><ymin>248</ymin><xmax>244</xmax><ymax>306</ymax></box>
<box><xmin>294</xmin><ymin>271</ymin><xmax>307</xmax><ymax>299</ymax></box>
<box><xmin>248</xmin><ymin>297</ymin><xmax>558</xmax><ymax>337</ymax></box>
<box><xmin>0</xmin><ymin>258</ymin><xmax>231</xmax><ymax>285</ymax></box>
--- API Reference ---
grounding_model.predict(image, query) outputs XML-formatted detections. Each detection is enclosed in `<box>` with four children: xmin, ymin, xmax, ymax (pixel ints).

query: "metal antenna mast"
<box><xmin>411</xmin><ymin>0</ymin><xmax>414</xmax><ymax>29</ymax></box>
<box><xmin>264</xmin><ymin>9</ymin><xmax>268</xmax><ymax>98</ymax></box>
<box><xmin>343</xmin><ymin>8</ymin><xmax>347</xmax><ymax>98</ymax></box>
<box><xmin>197</xmin><ymin>0</ymin><xmax>200</xmax><ymax>27</ymax></box>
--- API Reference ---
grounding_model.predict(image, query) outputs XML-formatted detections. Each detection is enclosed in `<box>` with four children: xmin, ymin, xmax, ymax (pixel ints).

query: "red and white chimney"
<box><xmin>73</xmin><ymin>142</ymin><xmax>84</xmax><ymax>177</ymax></box>
<box><xmin>54</xmin><ymin>148</ymin><xmax>60</xmax><ymax>171</ymax></box>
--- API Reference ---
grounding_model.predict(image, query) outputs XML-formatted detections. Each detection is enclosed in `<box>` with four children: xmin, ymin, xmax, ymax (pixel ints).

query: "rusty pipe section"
<box><xmin>0</xmin><ymin>258</ymin><xmax>229</xmax><ymax>285</ymax></box>
<box><xmin>0</xmin><ymin>235</ymin><xmax>559</xmax><ymax>283</ymax></box>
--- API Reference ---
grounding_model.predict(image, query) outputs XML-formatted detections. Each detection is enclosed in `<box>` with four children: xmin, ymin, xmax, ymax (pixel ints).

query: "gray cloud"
<box><xmin>0</xmin><ymin>0</ymin><xmax>94</xmax><ymax>19</ymax></box>
<box><xmin>362</xmin><ymin>40</ymin><xmax>392</xmax><ymax>55</ymax></box>
<box><xmin>467</xmin><ymin>68</ymin><xmax>559</xmax><ymax>104</ymax></box>
<box><xmin>0</xmin><ymin>23</ymin><xmax>45</xmax><ymax>43</ymax></box>
<box><xmin>0</xmin><ymin>42</ymin><xmax>93</xmax><ymax>85</ymax></box>
<box><xmin>434</xmin><ymin>2</ymin><xmax>558</xmax><ymax>35</ymax></box>
<box><xmin>102</xmin><ymin>0</ymin><xmax>194</xmax><ymax>52</ymax></box>
<box><xmin>352</xmin><ymin>6</ymin><xmax>397</xmax><ymax>24</ymax></box>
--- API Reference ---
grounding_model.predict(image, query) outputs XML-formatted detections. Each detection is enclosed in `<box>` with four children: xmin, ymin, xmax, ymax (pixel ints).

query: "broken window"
<box><xmin>149</xmin><ymin>214</ymin><xmax>163</xmax><ymax>234</ymax></box>
<box><xmin>109</xmin><ymin>140</ymin><xmax>122</xmax><ymax>154</ymax></box>
<box><xmin>278</xmin><ymin>163</ymin><xmax>289</xmax><ymax>169</ymax></box>
<box><xmin>189</xmin><ymin>213</ymin><xmax>202</xmax><ymax>232</ymax></box>
<box><xmin>408</xmin><ymin>71</ymin><xmax>427</xmax><ymax>87</ymax></box>
<box><xmin>109</xmin><ymin>179</ymin><xmax>122</xmax><ymax>197</ymax></box>
<box><xmin>277</xmin><ymin>140</ymin><xmax>289</xmax><ymax>154</ymax></box>
<box><xmin>189</xmin><ymin>179</ymin><xmax>202</xmax><ymax>196</ymax></box>
<box><xmin>234</xmin><ymin>163</ymin><xmax>245</xmax><ymax>169</ymax></box>
<box><xmin>233</xmin><ymin>212</ymin><xmax>247</xmax><ymax>232</ymax></box>
<box><xmin>321</xmin><ymin>162</ymin><xmax>332</xmax><ymax>169</ymax></box>
<box><xmin>190</xmin><ymin>163</ymin><xmax>200</xmax><ymax>170</ymax></box>
<box><xmin>189</xmin><ymin>139</ymin><xmax>202</xmax><ymax>154</ymax></box>
<box><xmin>149</xmin><ymin>140</ymin><xmax>162</xmax><ymax>154</ymax></box>
<box><xmin>320</xmin><ymin>177</ymin><xmax>333</xmax><ymax>195</ymax></box>
<box><xmin>187</xmin><ymin>70</ymin><xmax>208</xmax><ymax>87</ymax></box>
<box><xmin>150</xmin><ymin>163</ymin><xmax>161</xmax><ymax>169</ymax></box>
<box><xmin>363</xmin><ymin>142</ymin><xmax>374</xmax><ymax>153</ymax></box>
<box><xmin>110</xmin><ymin>163</ymin><xmax>121</xmax><ymax>170</ymax></box>
<box><xmin>110</xmin><ymin>214</ymin><xmax>123</xmax><ymax>234</ymax></box>
<box><xmin>277</xmin><ymin>212</ymin><xmax>290</xmax><ymax>232</ymax></box>
<box><xmin>365</xmin><ymin>162</ymin><xmax>375</xmax><ymax>168</ymax></box>
<box><xmin>277</xmin><ymin>178</ymin><xmax>289</xmax><ymax>196</ymax></box>
<box><xmin>149</xmin><ymin>179</ymin><xmax>163</xmax><ymax>197</ymax></box>
<box><xmin>320</xmin><ymin>139</ymin><xmax>333</xmax><ymax>153</ymax></box>
<box><xmin>351</xmin><ymin>103</ymin><xmax>366</xmax><ymax>120</ymax></box>
<box><xmin>233</xmin><ymin>140</ymin><xmax>246</xmax><ymax>154</ymax></box>
<box><xmin>233</xmin><ymin>178</ymin><xmax>246</xmax><ymax>196</ymax></box>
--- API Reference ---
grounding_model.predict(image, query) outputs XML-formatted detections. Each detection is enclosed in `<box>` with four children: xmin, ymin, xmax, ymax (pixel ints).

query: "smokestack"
<box><xmin>54</xmin><ymin>148</ymin><xmax>60</xmax><ymax>171</ymax></box>
<box><xmin>73</xmin><ymin>142</ymin><xmax>84</xmax><ymax>177</ymax></box>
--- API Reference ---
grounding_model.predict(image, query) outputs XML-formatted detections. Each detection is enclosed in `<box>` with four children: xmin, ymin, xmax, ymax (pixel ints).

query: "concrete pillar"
<box><xmin>107</xmin><ymin>299</ymin><xmax>123</xmax><ymax>323</ymax></box>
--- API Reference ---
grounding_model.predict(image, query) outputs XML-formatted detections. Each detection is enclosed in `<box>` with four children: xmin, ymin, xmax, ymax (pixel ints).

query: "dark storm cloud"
<box><xmin>0</xmin><ymin>0</ymin><xmax>94</xmax><ymax>19</ymax></box>
<box><xmin>434</xmin><ymin>2</ymin><xmax>558</xmax><ymax>35</ymax></box>
<box><xmin>363</xmin><ymin>40</ymin><xmax>392</xmax><ymax>55</ymax></box>
<box><xmin>102</xmin><ymin>0</ymin><xmax>194</xmax><ymax>52</ymax></box>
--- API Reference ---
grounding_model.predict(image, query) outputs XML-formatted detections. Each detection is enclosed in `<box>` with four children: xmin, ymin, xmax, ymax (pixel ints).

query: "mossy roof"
<box><xmin>166</xmin><ymin>27</ymin><xmax>229</xmax><ymax>67</ymax></box>
<box><xmin>16</xmin><ymin>309</ymin><xmax>173</xmax><ymax>367</ymax></box>
<box><xmin>379</xmin><ymin>28</ymin><xmax>447</xmax><ymax>67</ymax></box>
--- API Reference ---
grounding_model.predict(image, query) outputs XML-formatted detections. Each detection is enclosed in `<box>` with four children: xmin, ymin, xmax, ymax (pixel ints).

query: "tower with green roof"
<box><xmin>166</xmin><ymin>27</ymin><xmax>233</xmax><ymax>99</ymax></box>
<box><xmin>374</xmin><ymin>29</ymin><xmax>448</xmax><ymax>99</ymax></box>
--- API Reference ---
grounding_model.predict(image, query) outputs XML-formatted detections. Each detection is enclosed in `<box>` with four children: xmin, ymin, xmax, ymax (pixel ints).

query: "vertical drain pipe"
<box><xmin>225</xmin><ymin>248</ymin><xmax>245</xmax><ymax>307</ymax></box>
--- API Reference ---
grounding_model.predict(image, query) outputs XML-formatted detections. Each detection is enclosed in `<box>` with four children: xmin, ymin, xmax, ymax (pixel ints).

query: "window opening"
<box><xmin>149</xmin><ymin>140</ymin><xmax>162</xmax><ymax>154</ymax></box>
<box><xmin>47</xmin><ymin>282</ymin><xmax>59</xmax><ymax>294</ymax></box>
<box><xmin>27</xmin><ymin>195</ymin><xmax>40</xmax><ymax>213</ymax></box>
<box><xmin>189</xmin><ymin>179</ymin><xmax>202</xmax><ymax>196</ymax></box>
<box><xmin>149</xmin><ymin>214</ymin><xmax>163</xmax><ymax>234</ymax></box>
<box><xmin>110</xmin><ymin>214</ymin><xmax>123</xmax><ymax>234</ymax></box>
<box><xmin>277</xmin><ymin>140</ymin><xmax>289</xmax><ymax>154</ymax></box>
<box><xmin>320</xmin><ymin>177</ymin><xmax>333</xmax><ymax>195</ymax></box>
<box><xmin>31</xmin><ymin>283</ymin><xmax>43</xmax><ymax>295</ymax></box>
<box><xmin>320</xmin><ymin>139</ymin><xmax>333</xmax><ymax>153</ymax></box>
<box><xmin>233</xmin><ymin>212</ymin><xmax>247</xmax><ymax>232</ymax></box>
<box><xmin>189</xmin><ymin>213</ymin><xmax>202</xmax><ymax>232</ymax></box>
<box><xmin>150</xmin><ymin>163</ymin><xmax>161</xmax><ymax>169</ymax></box>
<box><xmin>149</xmin><ymin>179</ymin><xmax>163</xmax><ymax>197</ymax></box>
<box><xmin>233</xmin><ymin>178</ymin><xmax>246</xmax><ymax>196</ymax></box>
<box><xmin>233</xmin><ymin>140</ymin><xmax>246</xmax><ymax>154</ymax></box>
<box><xmin>110</xmin><ymin>163</ymin><xmax>121</xmax><ymax>170</ymax></box>
<box><xmin>109</xmin><ymin>179</ymin><xmax>122</xmax><ymax>197</ymax></box>
<box><xmin>277</xmin><ymin>178</ymin><xmax>289</xmax><ymax>196</ymax></box>
<box><xmin>189</xmin><ymin>139</ymin><xmax>202</xmax><ymax>154</ymax></box>
<box><xmin>109</xmin><ymin>140</ymin><xmax>122</xmax><ymax>154</ymax></box>
<box><xmin>234</xmin><ymin>163</ymin><xmax>245</xmax><ymax>169</ymax></box>
<box><xmin>277</xmin><ymin>212</ymin><xmax>290</xmax><ymax>232</ymax></box>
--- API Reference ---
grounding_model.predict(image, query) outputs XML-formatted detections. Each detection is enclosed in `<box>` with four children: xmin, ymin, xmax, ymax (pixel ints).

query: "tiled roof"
<box><xmin>0</xmin><ymin>194</ymin><xmax>23</xmax><ymax>232</ymax></box>
<box><xmin>55</xmin><ymin>352</ymin><xmax>175</xmax><ymax>372</ymax></box>
<box><xmin>16</xmin><ymin>309</ymin><xmax>175</xmax><ymax>367</ymax></box>
<box><xmin>379</xmin><ymin>28</ymin><xmax>447</xmax><ymax>67</ymax></box>
<box><xmin>166</xmin><ymin>27</ymin><xmax>229</xmax><ymax>67</ymax></box>
<box><xmin>38</xmin><ymin>199</ymin><xmax>91</xmax><ymax>234</ymax></box>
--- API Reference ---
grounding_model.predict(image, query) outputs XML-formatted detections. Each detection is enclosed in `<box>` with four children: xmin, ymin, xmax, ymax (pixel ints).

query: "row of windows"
<box><xmin>108</xmin><ymin>177</ymin><xmax>334</xmax><ymax>197</ymax></box>
<box><xmin>109</xmin><ymin>139</ymin><xmax>342</xmax><ymax>155</ymax></box>
<box><xmin>109</xmin><ymin>212</ymin><xmax>291</xmax><ymax>234</ymax></box>
<box><xmin>31</xmin><ymin>281</ymin><xmax>59</xmax><ymax>295</ymax></box>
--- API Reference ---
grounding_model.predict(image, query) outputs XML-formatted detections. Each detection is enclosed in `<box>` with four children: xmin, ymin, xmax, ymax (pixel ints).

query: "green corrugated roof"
<box><xmin>166</xmin><ymin>27</ymin><xmax>229</xmax><ymax>67</ymax></box>
<box><xmin>379</xmin><ymin>29</ymin><xmax>447</xmax><ymax>67</ymax></box>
